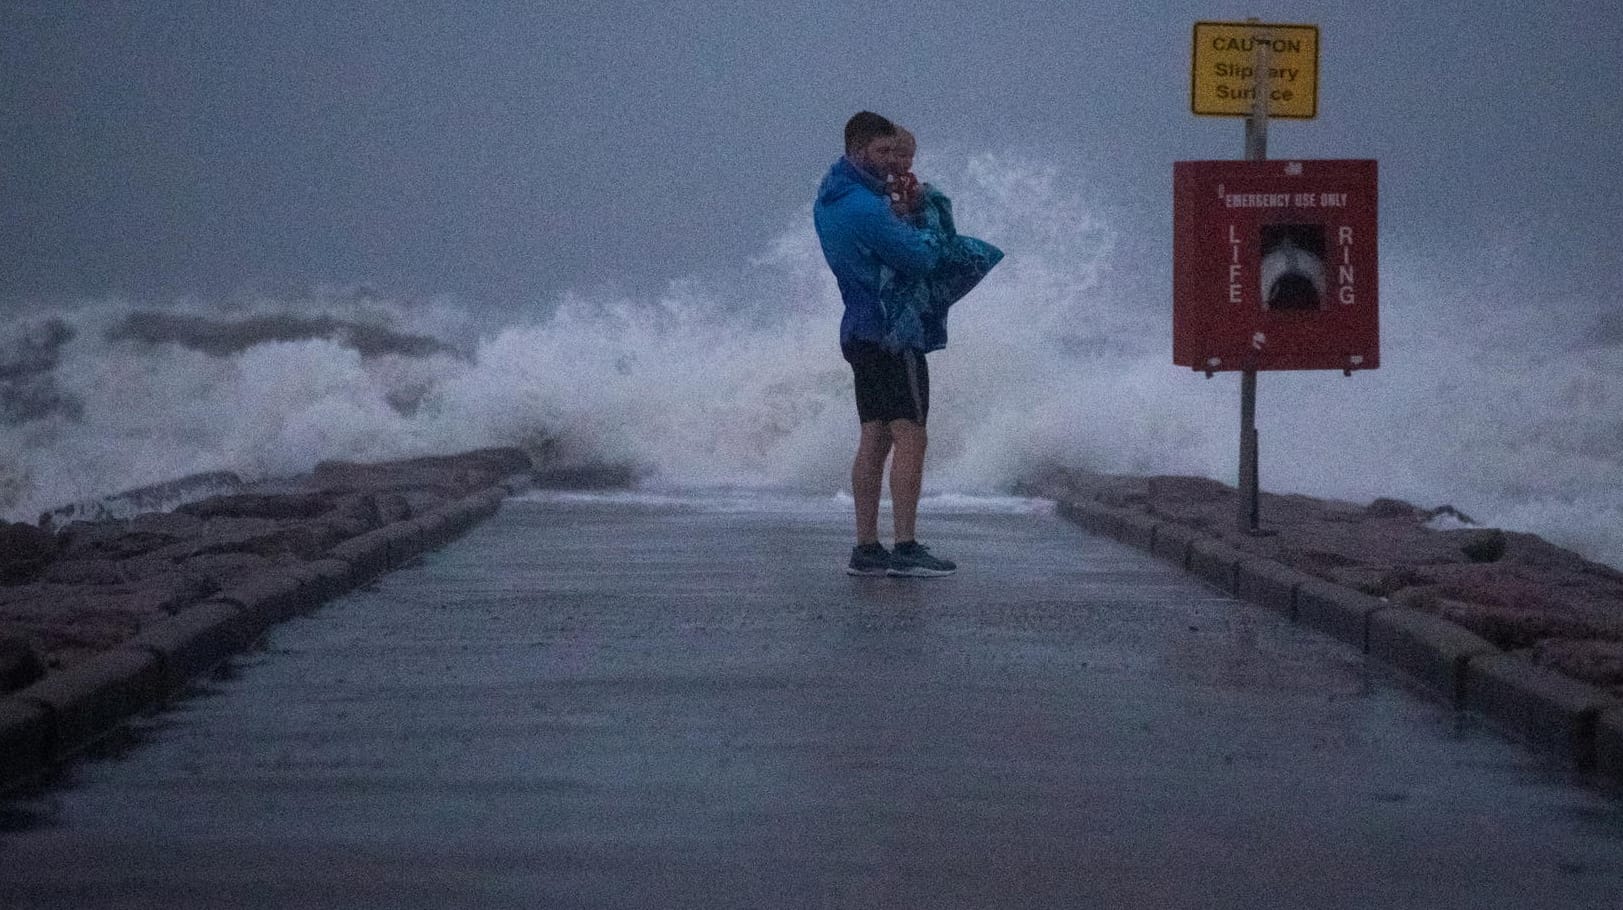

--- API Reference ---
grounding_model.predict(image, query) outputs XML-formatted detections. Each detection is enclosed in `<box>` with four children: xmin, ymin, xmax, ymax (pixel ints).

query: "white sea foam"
<box><xmin>515</xmin><ymin>489</ymin><xmax>845</xmax><ymax>514</ymax></box>
<box><xmin>515</xmin><ymin>490</ymin><xmax>701</xmax><ymax>510</ymax></box>
<box><xmin>916</xmin><ymin>493</ymin><xmax>1057</xmax><ymax>515</ymax></box>
<box><xmin>2</xmin><ymin>151</ymin><xmax>1620</xmax><ymax>570</ymax></box>
<box><xmin>1424</xmin><ymin>512</ymin><xmax>1478</xmax><ymax>532</ymax></box>
<box><xmin>515</xmin><ymin>488</ymin><xmax>1053</xmax><ymax>517</ymax></box>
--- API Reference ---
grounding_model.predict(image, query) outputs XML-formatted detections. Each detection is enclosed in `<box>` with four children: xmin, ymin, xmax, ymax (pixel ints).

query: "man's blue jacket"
<box><xmin>813</xmin><ymin>156</ymin><xmax>942</xmax><ymax>346</ymax></box>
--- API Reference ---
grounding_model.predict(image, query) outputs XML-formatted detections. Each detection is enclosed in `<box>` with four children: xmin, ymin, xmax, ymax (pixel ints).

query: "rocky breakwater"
<box><xmin>0</xmin><ymin>447</ymin><xmax>532</xmax><ymax>792</ymax></box>
<box><xmin>1023</xmin><ymin>468</ymin><xmax>1623</xmax><ymax>784</ymax></box>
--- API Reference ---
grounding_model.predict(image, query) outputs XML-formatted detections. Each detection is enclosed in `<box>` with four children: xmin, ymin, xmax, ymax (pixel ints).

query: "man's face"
<box><xmin>851</xmin><ymin>133</ymin><xmax>900</xmax><ymax>178</ymax></box>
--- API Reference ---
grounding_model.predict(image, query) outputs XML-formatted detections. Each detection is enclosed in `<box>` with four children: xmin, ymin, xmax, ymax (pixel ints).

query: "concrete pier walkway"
<box><xmin>2</xmin><ymin>491</ymin><xmax>1621</xmax><ymax>908</ymax></box>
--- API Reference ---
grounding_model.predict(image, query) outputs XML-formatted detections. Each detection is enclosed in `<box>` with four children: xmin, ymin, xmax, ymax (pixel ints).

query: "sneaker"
<box><xmin>887</xmin><ymin>541</ymin><xmax>956</xmax><ymax>577</ymax></box>
<box><xmin>846</xmin><ymin>543</ymin><xmax>891</xmax><ymax>577</ymax></box>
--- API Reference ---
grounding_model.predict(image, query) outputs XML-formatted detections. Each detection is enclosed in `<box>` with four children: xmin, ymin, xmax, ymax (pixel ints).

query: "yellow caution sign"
<box><xmin>1191</xmin><ymin>21</ymin><xmax>1319</xmax><ymax>119</ymax></box>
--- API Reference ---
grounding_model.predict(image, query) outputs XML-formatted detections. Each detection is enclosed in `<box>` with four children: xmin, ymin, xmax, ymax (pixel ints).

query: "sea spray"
<box><xmin>1</xmin><ymin>153</ymin><xmax>1621</xmax><ymax>571</ymax></box>
<box><xmin>0</xmin><ymin>304</ymin><xmax>474</xmax><ymax>518</ymax></box>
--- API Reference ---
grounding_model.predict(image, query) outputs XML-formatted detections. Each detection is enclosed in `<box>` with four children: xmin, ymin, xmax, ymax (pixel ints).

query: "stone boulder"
<box><xmin>175</xmin><ymin>552</ymin><xmax>278</xmax><ymax>586</ymax></box>
<box><xmin>374</xmin><ymin>492</ymin><xmax>412</xmax><ymax>524</ymax></box>
<box><xmin>311</xmin><ymin>447</ymin><xmax>531</xmax><ymax>498</ymax></box>
<box><xmin>39</xmin><ymin>556</ymin><xmax>180</xmax><ymax>585</ymax></box>
<box><xmin>2</xmin><ymin>448</ymin><xmax>525</xmax><ymax>675</ymax></box>
<box><xmin>0</xmin><ymin>521</ymin><xmax>57</xmax><ymax>584</ymax></box>
<box><xmin>56</xmin><ymin>511</ymin><xmax>203</xmax><ymax>561</ymax></box>
<box><xmin>1531</xmin><ymin>639</ymin><xmax>1623</xmax><ymax>694</ymax></box>
<box><xmin>148</xmin><ymin>517</ymin><xmax>333</xmax><ymax>561</ymax></box>
<box><xmin>1365</xmin><ymin>497</ymin><xmax>1424</xmax><ymax>518</ymax></box>
<box><xmin>0</xmin><ymin>634</ymin><xmax>45</xmax><ymax>692</ymax></box>
<box><xmin>178</xmin><ymin>491</ymin><xmax>335</xmax><ymax>520</ymax></box>
<box><xmin>1033</xmin><ymin>466</ymin><xmax>1623</xmax><ymax>692</ymax></box>
<box><xmin>315</xmin><ymin>493</ymin><xmax>384</xmax><ymax>539</ymax></box>
<box><xmin>0</xmin><ymin>576</ymin><xmax>213</xmax><ymax>667</ymax></box>
<box><xmin>1434</xmin><ymin>599</ymin><xmax>1623</xmax><ymax>651</ymax></box>
<box><xmin>1458</xmin><ymin>529</ymin><xmax>1508</xmax><ymax>563</ymax></box>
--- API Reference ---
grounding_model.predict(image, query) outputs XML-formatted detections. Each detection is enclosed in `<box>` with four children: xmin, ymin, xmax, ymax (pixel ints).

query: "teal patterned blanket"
<box><xmin>877</xmin><ymin>185</ymin><xmax>1003</xmax><ymax>353</ymax></box>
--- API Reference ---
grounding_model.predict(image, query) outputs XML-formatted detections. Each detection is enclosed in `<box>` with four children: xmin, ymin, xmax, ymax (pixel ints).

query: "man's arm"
<box><xmin>853</xmin><ymin>199</ymin><xmax>942</xmax><ymax>278</ymax></box>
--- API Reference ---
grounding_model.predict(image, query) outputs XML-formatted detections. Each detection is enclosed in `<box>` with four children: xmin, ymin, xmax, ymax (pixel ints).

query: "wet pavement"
<box><xmin>2</xmin><ymin>490</ymin><xmax>1621</xmax><ymax>909</ymax></box>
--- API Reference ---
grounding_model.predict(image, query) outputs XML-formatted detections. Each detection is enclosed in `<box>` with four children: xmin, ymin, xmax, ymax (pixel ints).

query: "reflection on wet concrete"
<box><xmin>1</xmin><ymin>491</ymin><xmax>1620</xmax><ymax>909</ymax></box>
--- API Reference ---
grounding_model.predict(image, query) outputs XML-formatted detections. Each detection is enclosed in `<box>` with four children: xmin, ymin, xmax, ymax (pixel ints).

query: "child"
<box><xmin>885</xmin><ymin>129</ymin><xmax>924</xmax><ymax>219</ymax></box>
<box><xmin>875</xmin><ymin>127</ymin><xmax>1003</xmax><ymax>353</ymax></box>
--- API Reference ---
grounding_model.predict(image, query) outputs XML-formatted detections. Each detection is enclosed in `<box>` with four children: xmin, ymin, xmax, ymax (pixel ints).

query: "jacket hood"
<box><xmin>817</xmin><ymin>156</ymin><xmax>886</xmax><ymax>206</ymax></box>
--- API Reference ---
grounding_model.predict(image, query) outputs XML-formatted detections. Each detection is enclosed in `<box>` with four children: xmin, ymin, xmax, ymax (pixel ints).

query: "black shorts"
<box><xmin>842</xmin><ymin>340</ymin><xmax>928</xmax><ymax>425</ymax></box>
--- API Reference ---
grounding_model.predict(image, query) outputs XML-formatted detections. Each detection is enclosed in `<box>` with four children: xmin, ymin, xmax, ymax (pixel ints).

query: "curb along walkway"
<box><xmin>1056</xmin><ymin>499</ymin><xmax>1623</xmax><ymax>782</ymax></box>
<box><xmin>0</xmin><ymin>479</ymin><xmax>517</xmax><ymax>796</ymax></box>
<box><xmin>2</xmin><ymin>491</ymin><xmax>1621</xmax><ymax>909</ymax></box>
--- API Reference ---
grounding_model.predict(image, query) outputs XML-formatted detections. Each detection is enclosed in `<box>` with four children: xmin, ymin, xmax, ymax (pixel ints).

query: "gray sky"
<box><xmin>3</xmin><ymin>0</ymin><xmax>1620</xmax><ymax>308</ymax></box>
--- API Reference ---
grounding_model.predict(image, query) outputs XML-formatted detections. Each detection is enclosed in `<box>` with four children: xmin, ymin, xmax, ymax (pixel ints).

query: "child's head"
<box><xmin>890</xmin><ymin>128</ymin><xmax>916</xmax><ymax>175</ymax></box>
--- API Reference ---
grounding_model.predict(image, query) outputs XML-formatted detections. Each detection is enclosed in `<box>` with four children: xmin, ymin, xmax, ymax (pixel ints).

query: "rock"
<box><xmin>1460</xmin><ymin>529</ymin><xmax>1508</xmax><ymax>563</ymax></box>
<box><xmin>149</xmin><ymin>517</ymin><xmax>332</xmax><ymax>561</ymax></box>
<box><xmin>178</xmin><ymin>492</ymin><xmax>335</xmax><ymax>520</ymax></box>
<box><xmin>1436</xmin><ymin>600</ymin><xmax>1623</xmax><ymax>651</ymax></box>
<box><xmin>0</xmin><ymin>522</ymin><xmax>58</xmax><ymax>584</ymax></box>
<box><xmin>400</xmin><ymin>489</ymin><xmax>451</xmax><ymax>515</ymax></box>
<box><xmin>0</xmin><ymin>577</ymin><xmax>211</xmax><ymax>667</ymax></box>
<box><xmin>312</xmin><ymin>447</ymin><xmax>531</xmax><ymax>497</ymax></box>
<box><xmin>39</xmin><ymin>558</ymin><xmax>179</xmax><ymax>585</ymax></box>
<box><xmin>1391</xmin><ymin>585</ymin><xmax>1445</xmax><ymax>610</ymax></box>
<box><xmin>0</xmin><ymin>635</ymin><xmax>45</xmax><ymax>692</ymax></box>
<box><xmin>374</xmin><ymin>492</ymin><xmax>411</xmax><ymax>524</ymax></box>
<box><xmin>37</xmin><ymin>560</ymin><xmax>125</xmax><ymax>585</ymax></box>
<box><xmin>136</xmin><ymin>511</ymin><xmax>206</xmax><ymax>534</ymax></box>
<box><xmin>175</xmin><ymin>552</ymin><xmax>275</xmax><ymax>586</ymax></box>
<box><xmin>1147</xmin><ymin>475</ymin><xmax>1234</xmax><ymax>503</ymax></box>
<box><xmin>1</xmin><ymin>576</ymin><xmax>212</xmax><ymax>618</ymax></box>
<box><xmin>1290</xmin><ymin>549</ymin><xmax>1363</xmax><ymax>576</ymax></box>
<box><xmin>1493</xmin><ymin>531</ymin><xmax>1623</xmax><ymax>580</ymax></box>
<box><xmin>316</xmin><ymin>494</ymin><xmax>384</xmax><ymax>540</ymax></box>
<box><xmin>136</xmin><ymin>575</ymin><xmax>217</xmax><ymax>615</ymax></box>
<box><xmin>1040</xmin><ymin>467</ymin><xmax>1623</xmax><ymax>692</ymax></box>
<box><xmin>197</xmin><ymin>521</ymin><xmax>332</xmax><ymax>560</ymax></box>
<box><xmin>57</xmin><ymin>523</ymin><xmax>190</xmax><ymax>561</ymax></box>
<box><xmin>1422</xmin><ymin>558</ymin><xmax>1623</xmax><ymax>616</ymax></box>
<box><xmin>3</xmin><ymin>448</ymin><xmax>526</xmax><ymax>673</ymax></box>
<box><xmin>1531</xmin><ymin>639</ymin><xmax>1623</xmax><ymax>689</ymax></box>
<box><xmin>1366</xmin><ymin>497</ymin><xmax>1423</xmax><ymax>518</ymax></box>
<box><xmin>1326</xmin><ymin>565</ymin><xmax>1432</xmax><ymax>597</ymax></box>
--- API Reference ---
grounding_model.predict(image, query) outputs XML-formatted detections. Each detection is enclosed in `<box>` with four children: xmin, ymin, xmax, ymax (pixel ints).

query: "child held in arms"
<box><xmin>877</xmin><ymin>128</ymin><xmax>1002</xmax><ymax>354</ymax></box>
<box><xmin>886</xmin><ymin>130</ymin><xmax>925</xmax><ymax>220</ymax></box>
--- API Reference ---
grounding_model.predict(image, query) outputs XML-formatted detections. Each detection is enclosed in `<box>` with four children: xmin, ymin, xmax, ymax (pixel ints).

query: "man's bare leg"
<box><xmin>888</xmin><ymin>418</ymin><xmax>926</xmax><ymax>543</ymax></box>
<box><xmin>852</xmin><ymin>421</ymin><xmax>893</xmax><ymax>545</ymax></box>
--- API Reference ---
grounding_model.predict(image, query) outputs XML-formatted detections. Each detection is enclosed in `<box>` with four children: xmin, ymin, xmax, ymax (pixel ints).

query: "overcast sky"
<box><xmin>2</xmin><ymin>1</ymin><xmax>1619</xmax><ymax>308</ymax></box>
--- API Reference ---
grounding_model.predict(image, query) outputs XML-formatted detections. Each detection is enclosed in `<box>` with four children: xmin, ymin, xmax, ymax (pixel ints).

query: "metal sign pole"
<box><xmin>1238</xmin><ymin>19</ymin><xmax>1270</xmax><ymax>534</ymax></box>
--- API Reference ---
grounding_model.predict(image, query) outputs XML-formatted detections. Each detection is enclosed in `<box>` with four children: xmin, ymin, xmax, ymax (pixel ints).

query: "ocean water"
<box><xmin>2</xmin><ymin>152</ymin><xmax>1620</xmax><ymax>569</ymax></box>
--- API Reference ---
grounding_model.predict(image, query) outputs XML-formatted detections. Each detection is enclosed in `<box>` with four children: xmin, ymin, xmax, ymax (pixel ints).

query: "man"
<box><xmin>813</xmin><ymin>111</ymin><xmax>956</xmax><ymax>578</ymax></box>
